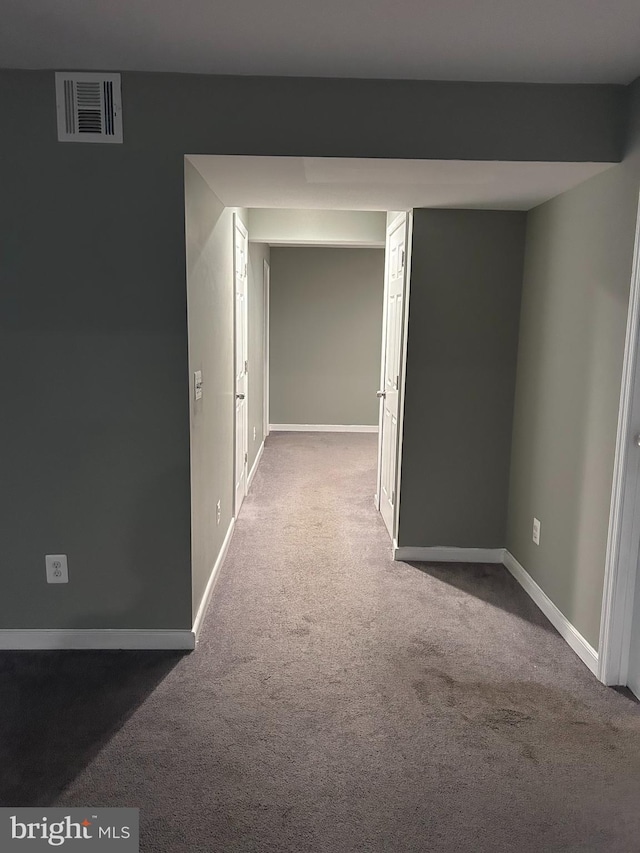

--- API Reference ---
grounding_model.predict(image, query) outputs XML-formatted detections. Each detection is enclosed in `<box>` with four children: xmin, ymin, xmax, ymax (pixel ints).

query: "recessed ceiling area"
<box><xmin>187</xmin><ymin>156</ymin><xmax>614</xmax><ymax>212</ymax></box>
<box><xmin>2</xmin><ymin>0</ymin><xmax>640</xmax><ymax>84</ymax></box>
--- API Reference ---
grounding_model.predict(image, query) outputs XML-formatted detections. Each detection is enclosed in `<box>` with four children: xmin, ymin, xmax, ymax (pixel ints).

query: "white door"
<box><xmin>377</xmin><ymin>213</ymin><xmax>409</xmax><ymax>540</ymax></box>
<box><xmin>234</xmin><ymin>215</ymin><xmax>249</xmax><ymax>515</ymax></box>
<box><xmin>263</xmin><ymin>259</ymin><xmax>270</xmax><ymax>439</ymax></box>
<box><xmin>625</xmin><ymin>357</ymin><xmax>640</xmax><ymax>698</ymax></box>
<box><xmin>598</xmin><ymin>193</ymin><xmax>640</xmax><ymax>691</ymax></box>
<box><xmin>607</xmin><ymin>291</ymin><xmax>640</xmax><ymax>697</ymax></box>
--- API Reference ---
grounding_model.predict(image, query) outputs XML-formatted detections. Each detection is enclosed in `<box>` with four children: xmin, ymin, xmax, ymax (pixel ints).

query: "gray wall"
<box><xmin>270</xmin><ymin>248</ymin><xmax>384</xmax><ymax>426</ymax></box>
<box><xmin>0</xmin><ymin>68</ymin><xmax>630</xmax><ymax>632</ymax></box>
<box><xmin>507</xmin><ymin>81</ymin><xmax>640</xmax><ymax>650</ymax></box>
<box><xmin>248</xmin><ymin>242</ymin><xmax>270</xmax><ymax>470</ymax></box>
<box><xmin>398</xmin><ymin>210</ymin><xmax>526</xmax><ymax>548</ymax></box>
<box><xmin>185</xmin><ymin>161</ymin><xmax>248</xmax><ymax>621</ymax></box>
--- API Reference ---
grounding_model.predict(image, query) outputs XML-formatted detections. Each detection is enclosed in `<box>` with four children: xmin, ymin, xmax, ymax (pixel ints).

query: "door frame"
<box><xmin>263</xmin><ymin>258</ymin><xmax>270</xmax><ymax>439</ymax></box>
<box><xmin>375</xmin><ymin>221</ymin><xmax>393</xmax><ymax>512</ymax></box>
<box><xmin>233</xmin><ymin>212</ymin><xmax>249</xmax><ymax>517</ymax></box>
<box><xmin>393</xmin><ymin>211</ymin><xmax>413</xmax><ymax>546</ymax></box>
<box><xmin>375</xmin><ymin>211</ymin><xmax>413</xmax><ymax>544</ymax></box>
<box><xmin>599</xmin><ymin>190</ymin><xmax>640</xmax><ymax>687</ymax></box>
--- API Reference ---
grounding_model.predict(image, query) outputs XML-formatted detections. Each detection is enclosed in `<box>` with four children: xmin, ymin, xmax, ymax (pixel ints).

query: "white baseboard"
<box><xmin>247</xmin><ymin>441</ymin><xmax>264</xmax><ymax>489</ymax></box>
<box><xmin>394</xmin><ymin>545</ymin><xmax>506</xmax><ymax>563</ymax></box>
<box><xmin>0</xmin><ymin>630</ymin><xmax>195</xmax><ymax>651</ymax></box>
<box><xmin>192</xmin><ymin>517</ymin><xmax>235</xmax><ymax>641</ymax></box>
<box><xmin>502</xmin><ymin>550</ymin><xmax>598</xmax><ymax>675</ymax></box>
<box><xmin>269</xmin><ymin>424</ymin><xmax>378</xmax><ymax>433</ymax></box>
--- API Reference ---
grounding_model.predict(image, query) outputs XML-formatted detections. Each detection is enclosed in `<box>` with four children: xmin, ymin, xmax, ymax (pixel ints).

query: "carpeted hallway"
<box><xmin>2</xmin><ymin>432</ymin><xmax>640</xmax><ymax>852</ymax></box>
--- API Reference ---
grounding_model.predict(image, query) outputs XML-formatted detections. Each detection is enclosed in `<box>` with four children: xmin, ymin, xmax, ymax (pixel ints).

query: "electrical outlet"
<box><xmin>253</xmin><ymin>426</ymin><xmax>256</xmax><ymax>441</ymax></box>
<box><xmin>46</xmin><ymin>554</ymin><xmax>68</xmax><ymax>584</ymax></box>
<box><xmin>216</xmin><ymin>500</ymin><xmax>221</xmax><ymax>526</ymax></box>
<box><xmin>532</xmin><ymin>518</ymin><xmax>541</xmax><ymax>546</ymax></box>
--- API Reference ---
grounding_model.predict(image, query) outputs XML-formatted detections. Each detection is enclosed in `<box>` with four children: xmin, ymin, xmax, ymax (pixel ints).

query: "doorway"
<box><xmin>262</xmin><ymin>222</ymin><xmax>410</xmax><ymax>545</ymax></box>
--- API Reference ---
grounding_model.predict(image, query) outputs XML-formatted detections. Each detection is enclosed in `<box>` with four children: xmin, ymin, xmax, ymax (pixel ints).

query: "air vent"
<box><xmin>55</xmin><ymin>72</ymin><xmax>123</xmax><ymax>143</ymax></box>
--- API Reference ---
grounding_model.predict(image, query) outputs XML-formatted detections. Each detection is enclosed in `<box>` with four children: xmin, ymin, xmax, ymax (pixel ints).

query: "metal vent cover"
<box><xmin>55</xmin><ymin>72</ymin><xmax>123</xmax><ymax>143</ymax></box>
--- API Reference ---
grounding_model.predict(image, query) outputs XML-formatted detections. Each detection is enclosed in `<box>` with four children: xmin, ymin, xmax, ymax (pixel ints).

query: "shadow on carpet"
<box><xmin>0</xmin><ymin>650</ymin><xmax>183</xmax><ymax>806</ymax></box>
<box><xmin>406</xmin><ymin>561</ymin><xmax>558</xmax><ymax>633</ymax></box>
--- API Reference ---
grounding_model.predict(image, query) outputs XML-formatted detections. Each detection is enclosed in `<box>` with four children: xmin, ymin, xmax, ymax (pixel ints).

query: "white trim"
<box><xmin>248</xmin><ymin>441</ymin><xmax>264</xmax><ymax>489</ymax></box>
<box><xmin>269</xmin><ymin>424</ymin><xmax>378</xmax><ymax>433</ymax></box>
<box><xmin>394</xmin><ymin>211</ymin><xmax>413</xmax><ymax>540</ymax></box>
<box><xmin>599</xmin><ymin>190</ymin><xmax>640</xmax><ymax>686</ymax></box>
<box><xmin>192</xmin><ymin>518</ymin><xmax>235</xmax><ymax>640</ymax></box>
<box><xmin>0</xmin><ymin>630</ymin><xmax>195</xmax><ymax>651</ymax></box>
<box><xmin>394</xmin><ymin>545</ymin><xmax>506</xmax><ymax>563</ymax></box>
<box><xmin>503</xmin><ymin>550</ymin><xmax>599</xmax><ymax>675</ymax></box>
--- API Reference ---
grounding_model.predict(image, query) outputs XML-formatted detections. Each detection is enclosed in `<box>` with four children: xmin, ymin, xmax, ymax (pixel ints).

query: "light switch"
<box><xmin>533</xmin><ymin>518</ymin><xmax>541</xmax><ymax>546</ymax></box>
<box><xmin>194</xmin><ymin>370</ymin><xmax>203</xmax><ymax>401</ymax></box>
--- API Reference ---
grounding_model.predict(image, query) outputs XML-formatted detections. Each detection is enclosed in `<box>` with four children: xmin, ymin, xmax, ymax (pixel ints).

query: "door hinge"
<box><xmin>245</xmin><ymin>359</ymin><xmax>248</xmax><ymax>373</ymax></box>
<box><xmin>244</xmin><ymin>452</ymin><xmax>248</xmax><ymax>464</ymax></box>
<box><xmin>391</xmin><ymin>489</ymin><xmax>395</xmax><ymax>505</ymax></box>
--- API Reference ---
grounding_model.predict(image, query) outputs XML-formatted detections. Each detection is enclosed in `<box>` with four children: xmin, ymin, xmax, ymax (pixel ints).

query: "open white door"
<box><xmin>234</xmin><ymin>214</ymin><xmax>249</xmax><ymax>515</ymax></box>
<box><xmin>620</xmin><ymin>331</ymin><xmax>640</xmax><ymax>699</ymax></box>
<box><xmin>263</xmin><ymin>259</ymin><xmax>270</xmax><ymax>439</ymax></box>
<box><xmin>377</xmin><ymin>212</ymin><xmax>409</xmax><ymax>540</ymax></box>
<box><xmin>598</xmin><ymin>193</ymin><xmax>640</xmax><ymax>692</ymax></box>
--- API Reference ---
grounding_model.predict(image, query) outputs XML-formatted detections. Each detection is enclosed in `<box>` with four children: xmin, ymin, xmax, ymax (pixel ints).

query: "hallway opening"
<box><xmin>183</xmin><ymin>154</ymin><xmax>635</xmax><ymax>695</ymax></box>
<box><xmin>184</xmin><ymin>154</ymin><xmax>608</xmax><ymax>552</ymax></box>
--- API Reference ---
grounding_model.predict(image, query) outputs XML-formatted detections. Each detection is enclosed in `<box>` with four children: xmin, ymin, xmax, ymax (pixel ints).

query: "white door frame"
<box><xmin>233</xmin><ymin>213</ymin><xmax>249</xmax><ymax>517</ymax></box>
<box><xmin>375</xmin><ymin>211</ymin><xmax>413</xmax><ymax>543</ymax></box>
<box><xmin>375</xmin><ymin>225</ymin><xmax>392</xmax><ymax>512</ymax></box>
<box><xmin>393</xmin><ymin>211</ymin><xmax>413</xmax><ymax>544</ymax></box>
<box><xmin>263</xmin><ymin>258</ymin><xmax>270</xmax><ymax>439</ymax></box>
<box><xmin>599</xmin><ymin>190</ymin><xmax>640</xmax><ymax>687</ymax></box>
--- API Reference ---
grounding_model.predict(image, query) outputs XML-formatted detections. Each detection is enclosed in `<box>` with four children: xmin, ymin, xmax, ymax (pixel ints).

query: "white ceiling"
<box><xmin>187</xmin><ymin>156</ymin><xmax>613</xmax><ymax>211</ymax></box>
<box><xmin>3</xmin><ymin>0</ymin><xmax>640</xmax><ymax>84</ymax></box>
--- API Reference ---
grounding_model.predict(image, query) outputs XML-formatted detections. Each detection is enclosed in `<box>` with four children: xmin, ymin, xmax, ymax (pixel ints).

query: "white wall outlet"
<box><xmin>194</xmin><ymin>370</ymin><xmax>203</xmax><ymax>401</ymax></box>
<box><xmin>216</xmin><ymin>500</ymin><xmax>221</xmax><ymax>526</ymax></box>
<box><xmin>532</xmin><ymin>518</ymin><xmax>541</xmax><ymax>546</ymax></box>
<box><xmin>46</xmin><ymin>554</ymin><xmax>68</xmax><ymax>583</ymax></box>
